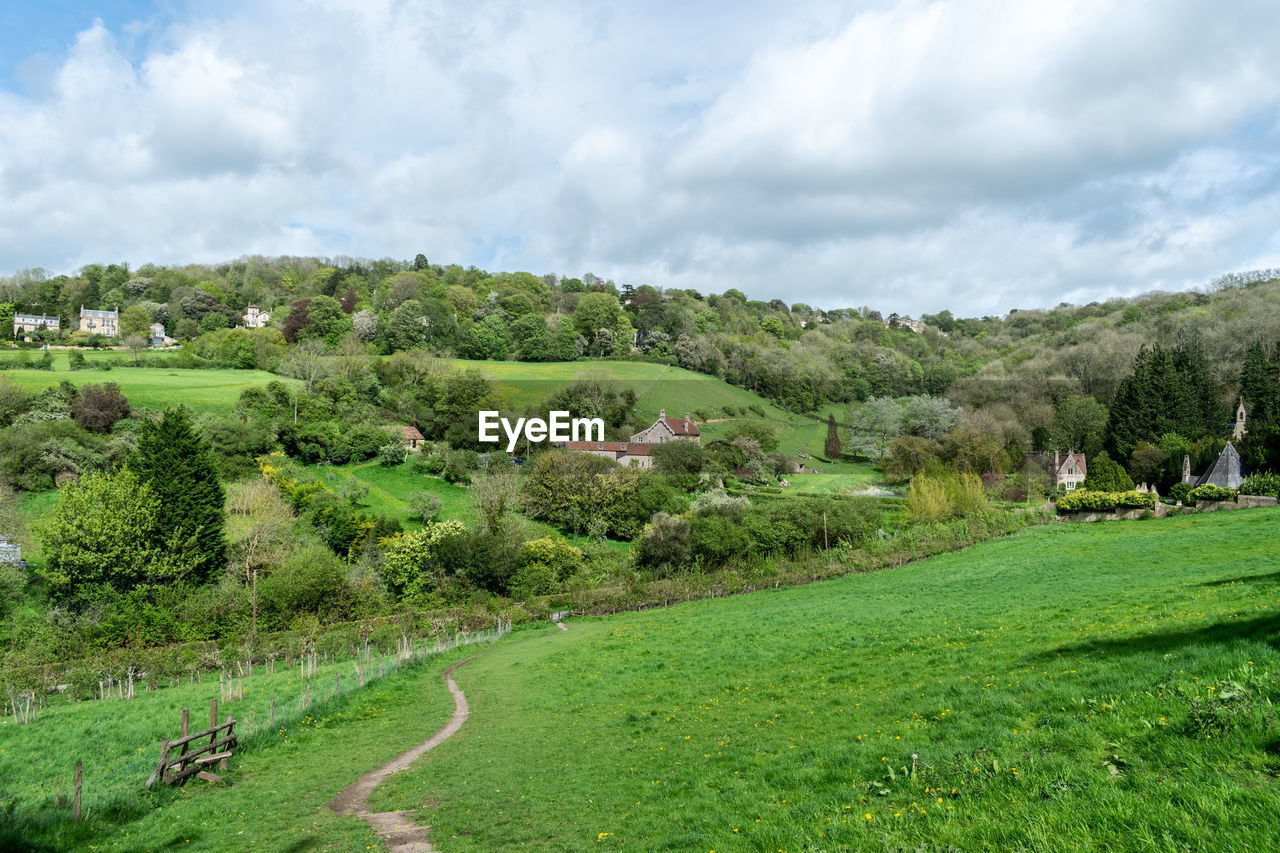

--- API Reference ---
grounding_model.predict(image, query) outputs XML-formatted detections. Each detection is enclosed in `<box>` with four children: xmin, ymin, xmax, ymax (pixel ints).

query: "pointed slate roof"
<box><xmin>1195</xmin><ymin>441</ymin><xmax>1244</xmax><ymax>490</ymax></box>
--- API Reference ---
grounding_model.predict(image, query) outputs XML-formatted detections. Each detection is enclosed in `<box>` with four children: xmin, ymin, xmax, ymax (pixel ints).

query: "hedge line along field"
<box><xmin>369</xmin><ymin>509</ymin><xmax>1280</xmax><ymax>852</ymax></box>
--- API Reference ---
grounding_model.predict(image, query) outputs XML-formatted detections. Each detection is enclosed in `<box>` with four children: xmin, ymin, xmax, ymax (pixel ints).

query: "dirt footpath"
<box><xmin>327</xmin><ymin>656</ymin><xmax>475</xmax><ymax>852</ymax></box>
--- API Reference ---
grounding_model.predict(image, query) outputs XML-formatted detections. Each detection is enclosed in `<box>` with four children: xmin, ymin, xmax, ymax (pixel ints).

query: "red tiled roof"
<box><xmin>662</xmin><ymin>417</ymin><xmax>700</xmax><ymax>436</ymax></box>
<box><xmin>400</xmin><ymin>425</ymin><xmax>425</xmax><ymax>441</ymax></box>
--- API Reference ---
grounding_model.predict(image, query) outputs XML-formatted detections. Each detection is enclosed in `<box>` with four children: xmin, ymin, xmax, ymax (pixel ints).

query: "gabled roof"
<box><xmin>661</xmin><ymin>416</ymin><xmax>700</xmax><ymax>437</ymax></box>
<box><xmin>401</xmin><ymin>425</ymin><xmax>425</xmax><ymax>442</ymax></box>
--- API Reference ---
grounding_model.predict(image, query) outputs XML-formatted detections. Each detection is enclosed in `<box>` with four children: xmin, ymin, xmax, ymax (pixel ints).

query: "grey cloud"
<box><xmin>3</xmin><ymin>0</ymin><xmax>1280</xmax><ymax>319</ymax></box>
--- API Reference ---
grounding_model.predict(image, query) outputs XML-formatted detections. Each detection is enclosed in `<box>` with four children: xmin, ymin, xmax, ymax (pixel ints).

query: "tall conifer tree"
<box><xmin>824</xmin><ymin>413</ymin><xmax>843</xmax><ymax>460</ymax></box>
<box><xmin>131</xmin><ymin>406</ymin><xmax>227</xmax><ymax>583</ymax></box>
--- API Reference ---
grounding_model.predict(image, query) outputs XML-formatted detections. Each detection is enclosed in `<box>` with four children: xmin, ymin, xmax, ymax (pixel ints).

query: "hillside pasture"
<box><xmin>0</xmin><ymin>351</ymin><xmax>295</xmax><ymax>415</ymax></box>
<box><xmin>0</xmin><ymin>646</ymin><xmax>471</xmax><ymax>852</ymax></box>
<box><xmin>369</xmin><ymin>509</ymin><xmax>1280</xmax><ymax>851</ymax></box>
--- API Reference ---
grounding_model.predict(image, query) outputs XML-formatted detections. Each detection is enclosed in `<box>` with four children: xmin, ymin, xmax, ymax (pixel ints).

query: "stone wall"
<box><xmin>1059</xmin><ymin>495</ymin><xmax>1275</xmax><ymax>522</ymax></box>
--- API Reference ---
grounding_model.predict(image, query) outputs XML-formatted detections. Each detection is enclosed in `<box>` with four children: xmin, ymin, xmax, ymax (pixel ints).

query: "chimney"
<box><xmin>685</xmin><ymin>412</ymin><xmax>691</xmax><ymax>432</ymax></box>
<box><xmin>659</xmin><ymin>409</ymin><xmax>666</xmax><ymax>420</ymax></box>
<box><xmin>1055</xmin><ymin>449</ymin><xmax>1060</xmax><ymax>470</ymax></box>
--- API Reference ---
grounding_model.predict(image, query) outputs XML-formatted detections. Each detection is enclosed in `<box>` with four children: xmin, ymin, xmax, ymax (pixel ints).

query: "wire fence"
<box><xmin>0</xmin><ymin>618</ymin><xmax>511</xmax><ymax>820</ymax></box>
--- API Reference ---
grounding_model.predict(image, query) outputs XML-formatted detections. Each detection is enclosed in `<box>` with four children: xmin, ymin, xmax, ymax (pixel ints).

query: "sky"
<box><xmin>2</xmin><ymin>0</ymin><xmax>1280</xmax><ymax>317</ymax></box>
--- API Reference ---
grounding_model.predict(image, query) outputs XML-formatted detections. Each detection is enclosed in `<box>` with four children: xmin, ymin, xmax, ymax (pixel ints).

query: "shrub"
<box><xmin>1239</xmin><ymin>471</ymin><xmax>1280</xmax><ymax>498</ymax></box>
<box><xmin>1167</xmin><ymin>482</ymin><xmax>1192</xmax><ymax>505</ymax></box>
<box><xmin>1082</xmin><ymin>451</ymin><xmax>1135</xmax><ymax>492</ymax></box>
<box><xmin>907</xmin><ymin>475</ymin><xmax>951</xmax><ymax>523</ymax></box>
<box><xmin>632</xmin><ymin>512</ymin><xmax>692</xmax><ymax>577</ymax></box>
<box><xmin>906</xmin><ymin>472</ymin><xmax>987</xmax><ymax>522</ymax></box>
<box><xmin>1054</xmin><ymin>490</ymin><xmax>1156</xmax><ymax>512</ymax></box>
<box><xmin>1189</xmin><ymin>483</ymin><xmax>1236</xmax><ymax>503</ymax></box>
<box><xmin>377</xmin><ymin>442</ymin><xmax>406</xmax><ymax>466</ymax></box>
<box><xmin>408</xmin><ymin>492</ymin><xmax>443</xmax><ymax>523</ymax></box>
<box><xmin>70</xmin><ymin>383</ymin><xmax>130</xmax><ymax>433</ymax></box>
<box><xmin>512</xmin><ymin>538</ymin><xmax>585</xmax><ymax>597</ymax></box>
<box><xmin>442</xmin><ymin>449</ymin><xmax>480</xmax><ymax>484</ymax></box>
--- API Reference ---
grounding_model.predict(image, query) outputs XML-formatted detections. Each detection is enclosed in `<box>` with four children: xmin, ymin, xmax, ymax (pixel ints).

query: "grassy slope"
<box><xmin>94</xmin><ymin>654</ymin><xmax>469</xmax><ymax>853</ymax></box>
<box><xmin>0</xmin><ymin>350</ymin><xmax>297</xmax><ymax>415</ymax></box>
<box><xmin>441</xmin><ymin>358</ymin><xmax>883</xmax><ymax>489</ymax></box>
<box><xmin>0</xmin><ymin>648</ymin><xmax>469</xmax><ymax>852</ymax></box>
<box><xmin>367</xmin><ymin>510</ymin><xmax>1280</xmax><ymax>851</ymax></box>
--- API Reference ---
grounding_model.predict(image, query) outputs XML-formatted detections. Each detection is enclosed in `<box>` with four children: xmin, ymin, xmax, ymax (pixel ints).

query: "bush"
<box><xmin>1167</xmin><ymin>482</ymin><xmax>1192</xmax><ymax>505</ymax></box>
<box><xmin>70</xmin><ymin>382</ymin><xmax>130</xmax><ymax>433</ymax></box>
<box><xmin>377</xmin><ymin>442</ymin><xmax>406</xmax><ymax>466</ymax></box>
<box><xmin>408</xmin><ymin>492</ymin><xmax>443</xmax><ymax>523</ymax></box>
<box><xmin>632</xmin><ymin>512</ymin><xmax>692</xmax><ymax>577</ymax></box>
<box><xmin>1189</xmin><ymin>483</ymin><xmax>1236</xmax><ymax>503</ymax></box>
<box><xmin>906</xmin><ymin>472</ymin><xmax>987</xmax><ymax>522</ymax></box>
<box><xmin>442</xmin><ymin>448</ymin><xmax>480</xmax><ymax>484</ymax></box>
<box><xmin>1082</xmin><ymin>451</ymin><xmax>1135</xmax><ymax>492</ymax></box>
<box><xmin>1054</xmin><ymin>489</ymin><xmax>1156</xmax><ymax>512</ymax></box>
<box><xmin>512</xmin><ymin>538</ymin><xmax>585</xmax><ymax>597</ymax></box>
<box><xmin>1239</xmin><ymin>471</ymin><xmax>1280</xmax><ymax>498</ymax></box>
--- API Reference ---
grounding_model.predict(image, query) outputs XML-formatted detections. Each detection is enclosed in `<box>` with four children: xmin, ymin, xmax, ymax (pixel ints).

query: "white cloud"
<box><xmin>1</xmin><ymin>0</ymin><xmax>1279</xmax><ymax>316</ymax></box>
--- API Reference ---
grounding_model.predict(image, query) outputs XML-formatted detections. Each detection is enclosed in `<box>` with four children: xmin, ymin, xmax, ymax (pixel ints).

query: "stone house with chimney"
<box><xmin>1024</xmin><ymin>450</ymin><xmax>1087</xmax><ymax>491</ymax></box>
<box><xmin>560</xmin><ymin>409</ymin><xmax>699</xmax><ymax>469</ymax></box>
<box><xmin>13</xmin><ymin>313</ymin><xmax>60</xmax><ymax>341</ymax></box>
<box><xmin>78</xmin><ymin>306</ymin><xmax>119</xmax><ymax>337</ymax></box>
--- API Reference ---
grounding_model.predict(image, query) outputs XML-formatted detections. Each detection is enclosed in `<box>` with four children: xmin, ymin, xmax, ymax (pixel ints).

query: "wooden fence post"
<box><xmin>270</xmin><ymin>697</ymin><xmax>275</xmax><ymax>726</ymax></box>
<box><xmin>73</xmin><ymin>761</ymin><xmax>82</xmax><ymax>820</ymax></box>
<box><xmin>306</xmin><ymin>681</ymin><xmax>311</xmax><ymax>709</ymax></box>
<box><xmin>220</xmin><ymin>715</ymin><xmax>231</xmax><ymax>770</ymax></box>
<box><xmin>335</xmin><ymin>673</ymin><xmax>340</xmax><ymax>699</ymax></box>
<box><xmin>209</xmin><ymin>699</ymin><xmax>218</xmax><ymax>760</ymax></box>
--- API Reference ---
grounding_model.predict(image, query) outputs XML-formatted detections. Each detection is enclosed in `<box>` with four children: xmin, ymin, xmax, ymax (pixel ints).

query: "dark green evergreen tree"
<box><xmin>1239</xmin><ymin>341</ymin><xmax>1279</xmax><ymax>427</ymax></box>
<box><xmin>824</xmin><ymin>413</ymin><xmax>843</xmax><ymax>459</ymax></box>
<box><xmin>1171</xmin><ymin>336</ymin><xmax>1222</xmax><ymax>438</ymax></box>
<box><xmin>1107</xmin><ymin>341</ymin><xmax>1222</xmax><ymax>461</ymax></box>
<box><xmin>1082</xmin><ymin>451</ymin><xmax>1135</xmax><ymax>492</ymax></box>
<box><xmin>131</xmin><ymin>406</ymin><xmax>227</xmax><ymax>583</ymax></box>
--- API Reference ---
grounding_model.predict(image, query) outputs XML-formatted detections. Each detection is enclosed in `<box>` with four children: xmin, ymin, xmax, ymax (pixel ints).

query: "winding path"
<box><xmin>327</xmin><ymin>656</ymin><xmax>476</xmax><ymax>852</ymax></box>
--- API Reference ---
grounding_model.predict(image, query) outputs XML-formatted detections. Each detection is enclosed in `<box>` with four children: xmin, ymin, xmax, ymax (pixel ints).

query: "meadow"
<box><xmin>363</xmin><ymin>509</ymin><xmax>1280</xmax><ymax>851</ymax></box>
<box><xmin>0</xmin><ymin>349</ymin><xmax>296</xmax><ymax>415</ymax></box>
<box><xmin>0</xmin><ymin>638</ymin><xmax>485</xmax><ymax>851</ymax></box>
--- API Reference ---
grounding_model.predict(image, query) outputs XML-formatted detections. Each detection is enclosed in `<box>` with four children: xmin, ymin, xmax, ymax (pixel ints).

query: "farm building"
<box><xmin>399</xmin><ymin>425</ymin><xmax>425</xmax><ymax>451</ymax></box>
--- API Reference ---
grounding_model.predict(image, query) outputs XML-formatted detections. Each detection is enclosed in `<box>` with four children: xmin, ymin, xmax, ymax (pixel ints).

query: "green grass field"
<box><xmin>324</xmin><ymin>460</ymin><xmax>475</xmax><ymax>526</ymax></box>
<box><xmin>0</xmin><ymin>350</ymin><xmax>297</xmax><ymax>415</ymax></box>
<box><xmin>317</xmin><ymin>459</ymin><xmax>617</xmax><ymax>547</ymax></box>
<box><xmin>364</xmin><ymin>509</ymin><xmax>1280</xmax><ymax>851</ymax></box>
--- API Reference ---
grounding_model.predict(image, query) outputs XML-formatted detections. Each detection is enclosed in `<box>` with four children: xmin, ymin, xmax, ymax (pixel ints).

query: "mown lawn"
<box><xmin>369</xmin><ymin>509</ymin><xmax>1280</xmax><ymax>851</ymax></box>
